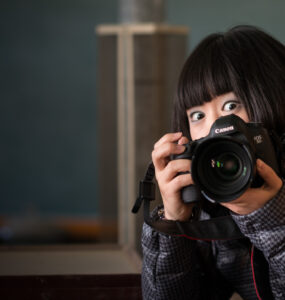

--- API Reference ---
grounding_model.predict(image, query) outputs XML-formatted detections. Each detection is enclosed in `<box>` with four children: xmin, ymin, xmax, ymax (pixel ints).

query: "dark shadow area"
<box><xmin>0</xmin><ymin>274</ymin><xmax>142</xmax><ymax>300</ymax></box>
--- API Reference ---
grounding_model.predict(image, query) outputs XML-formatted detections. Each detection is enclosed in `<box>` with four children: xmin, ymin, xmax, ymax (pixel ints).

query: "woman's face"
<box><xmin>186</xmin><ymin>92</ymin><xmax>250</xmax><ymax>140</ymax></box>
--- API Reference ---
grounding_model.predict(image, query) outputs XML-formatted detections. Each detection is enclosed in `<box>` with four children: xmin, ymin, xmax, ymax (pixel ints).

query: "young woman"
<box><xmin>142</xmin><ymin>25</ymin><xmax>285</xmax><ymax>299</ymax></box>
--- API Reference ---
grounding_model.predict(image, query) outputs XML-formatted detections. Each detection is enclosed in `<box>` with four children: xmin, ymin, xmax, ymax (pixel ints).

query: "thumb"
<box><xmin>256</xmin><ymin>159</ymin><xmax>282</xmax><ymax>191</ymax></box>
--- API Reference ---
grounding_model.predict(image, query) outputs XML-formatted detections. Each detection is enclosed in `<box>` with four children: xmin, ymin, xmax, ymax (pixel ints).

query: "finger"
<box><xmin>169</xmin><ymin>173</ymin><xmax>193</xmax><ymax>190</ymax></box>
<box><xmin>223</xmin><ymin>184</ymin><xmax>279</xmax><ymax>215</ymax></box>
<box><xmin>154</xmin><ymin>132</ymin><xmax>182</xmax><ymax>149</ymax></box>
<box><xmin>163</xmin><ymin>159</ymin><xmax>191</xmax><ymax>182</ymax></box>
<box><xmin>177</xmin><ymin>136</ymin><xmax>189</xmax><ymax>145</ymax></box>
<box><xmin>152</xmin><ymin>143</ymin><xmax>185</xmax><ymax>171</ymax></box>
<box><xmin>225</xmin><ymin>159</ymin><xmax>283</xmax><ymax>214</ymax></box>
<box><xmin>256</xmin><ymin>159</ymin><xmax>282</xmax><ymax>191</ymax></box>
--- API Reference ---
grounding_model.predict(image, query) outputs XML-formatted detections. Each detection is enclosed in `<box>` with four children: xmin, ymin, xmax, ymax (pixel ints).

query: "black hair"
<box><xmin>173</xmin><ymin>25</ymin><xmax>285</xmax><ymax>139</ymax></box>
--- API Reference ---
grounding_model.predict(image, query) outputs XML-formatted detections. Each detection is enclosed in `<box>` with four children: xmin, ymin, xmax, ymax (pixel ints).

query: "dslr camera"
<box><xmin>174</xmin><ymin>114</ymin><xmax>282</xmax><ymax>203</ymax></box>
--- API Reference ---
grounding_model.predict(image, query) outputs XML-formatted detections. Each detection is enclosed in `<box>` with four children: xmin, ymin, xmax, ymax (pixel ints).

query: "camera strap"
<box><xmin>132</xmin><ymin>162</ymin><xmax>245</xmax><ymax>241</ymax></box>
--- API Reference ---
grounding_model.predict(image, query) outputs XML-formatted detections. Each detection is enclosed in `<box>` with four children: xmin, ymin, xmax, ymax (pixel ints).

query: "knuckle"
<box><xmin>164</xmin><ymin>132</ymin><xmax>173</xmax><ymax>139</ymax></box>
<box><xmin>153</xmin><ymin>141</ymin><xmax>160</xmax><ymax>149</ymax></box>
<box><xmin>152</xmin><ymin>148</ymin><xmax>161</xmax><ymax>162</ymax></box>
<box><xmin>154</xmin><ymin>133</ymin><xmax>170</xmax><ymax>149</ymax></box>
<box><xmin>166</xmin><ymin>160</ymin><xmax>176</xmax><ymax>172</ymax></box>
<box><xmin>175</xmin><ymin>175</ymin><xmax>184</xmax><ymax>185</ymax></box>
<box><xmin>151</xmin><ymin>149</ymin><xmax>157</xmax><ymax>160</ymax></box>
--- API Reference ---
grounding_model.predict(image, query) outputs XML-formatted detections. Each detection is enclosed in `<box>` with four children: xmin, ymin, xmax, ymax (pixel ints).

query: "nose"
<box><xmin>204</xmin><ymin>111</ymin><xmax>221</xmax><ymax>135</ymax></box>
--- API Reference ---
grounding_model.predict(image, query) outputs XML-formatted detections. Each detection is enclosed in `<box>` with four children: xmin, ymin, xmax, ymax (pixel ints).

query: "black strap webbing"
<box><xmin>132</xmin><ymin>162</ymin><xmax>245</xmax><ymax>241</ymax></box>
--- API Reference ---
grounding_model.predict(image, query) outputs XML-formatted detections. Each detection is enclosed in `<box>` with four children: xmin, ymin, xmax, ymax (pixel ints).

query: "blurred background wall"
<box><xmin>168</xmin><ymin>0</ymin><xmax>285</xmax><ymax>50</ymax></box>
<box><xmin>1</xmin><ymin>0</ymin><xmax>285</xmax><ymax>244</ymax></box>
<box><xmin>1</xmin><ymin>0</ymin><xmax>118</xmax><ymax>217</ymax></box>
<box><xmin>0</xmin><ymin>0</ymin><xmax>119</xmax><ymax>244</ymax></box>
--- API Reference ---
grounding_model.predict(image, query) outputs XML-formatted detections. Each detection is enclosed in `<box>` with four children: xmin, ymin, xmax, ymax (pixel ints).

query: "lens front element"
<box><xmin>192</xmin><ymin>138</ymin><xmax>253</xmax><ymax>202</ymax></box>
<box><xmin>212</xmin><ymin>153</ymin><xmax>242</xmax><ymax>180</ymax></box>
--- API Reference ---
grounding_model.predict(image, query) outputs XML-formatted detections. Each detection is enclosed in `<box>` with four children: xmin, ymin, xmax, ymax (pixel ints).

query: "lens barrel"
<box><xmin>191</xmin><ymin>138</ymin><xmax>254</xmax><ymax>202</ymax></box>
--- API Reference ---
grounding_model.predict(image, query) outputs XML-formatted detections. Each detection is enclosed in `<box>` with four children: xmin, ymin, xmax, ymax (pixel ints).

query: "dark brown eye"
<box><xmin>223</xmin><ymin>101</ymin><xmax>238</xmax><ymax>111</ymax></box>
<box><xmin>190</xmin><ymin>111</ymin><xmax>205</xmax><ymax>122</ymax></box>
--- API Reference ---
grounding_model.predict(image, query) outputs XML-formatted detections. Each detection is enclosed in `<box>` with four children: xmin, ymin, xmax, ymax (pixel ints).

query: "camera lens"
<box><xmin>212</xmin><ymin>153</ymin><xmax>242</xmax><ymax>180</ymax></box>
<box><xmin>191</xmin><ymin>138</ymin><xmax>254</xmax><ymax>202</ymax></box>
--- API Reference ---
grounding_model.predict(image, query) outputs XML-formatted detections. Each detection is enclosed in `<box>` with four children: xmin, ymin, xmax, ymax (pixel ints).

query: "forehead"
<box><xmin>186</xmin><ymin>92</ymin><xmax>237</xmax><ymax>112</ymax></box>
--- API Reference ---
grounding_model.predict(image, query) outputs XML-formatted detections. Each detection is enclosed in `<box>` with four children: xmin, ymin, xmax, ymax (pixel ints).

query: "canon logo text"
<box><xmin>215</xmin><ymin>126</ymin><xmax>234</xmax><ymax>134</ymax></box>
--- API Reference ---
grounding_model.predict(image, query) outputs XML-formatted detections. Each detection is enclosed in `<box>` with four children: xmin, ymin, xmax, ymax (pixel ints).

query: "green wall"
<box><xmin>167</xmin><ymin>0</ymin><xmax>285</xmax><ymax>51</ymax></box>
<box><xmin>0</xmin><ymin>0</ymin><xmax>118</xmax><ymax>216</ymax></box>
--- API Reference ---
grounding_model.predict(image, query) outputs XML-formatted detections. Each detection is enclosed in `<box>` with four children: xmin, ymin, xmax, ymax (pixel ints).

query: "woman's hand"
<box><xmin>152</xmin><ymin>132</ymin><xmax>194</xmax><ymax>221</ymax></box>
<box><xmin>221</xmin><ymin>159</ymin><xmax>283</xmax><ymax>215</ymax></box>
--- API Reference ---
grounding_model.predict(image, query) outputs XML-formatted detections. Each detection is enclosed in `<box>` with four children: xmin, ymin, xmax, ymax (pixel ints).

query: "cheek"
<box><xmin>238</xmin><ymin>110</ymin><xmax>250</xmax><ymax>123</ymax></box>
<box><xmin>190</xmin><ymin>125</ymin><xmax>209</xmax><ymax>140</ymax></box>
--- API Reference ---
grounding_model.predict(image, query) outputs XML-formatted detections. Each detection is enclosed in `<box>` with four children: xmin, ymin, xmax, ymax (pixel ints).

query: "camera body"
<box><xmin>174</xmin><ymin>114</ymin><xmax>282</xmax><ymax>203</ymax></box>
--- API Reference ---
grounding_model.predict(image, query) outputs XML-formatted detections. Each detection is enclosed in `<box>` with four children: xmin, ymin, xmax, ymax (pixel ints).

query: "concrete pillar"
<box><xmin>96</xmin><ymin>24</ymin><xmax>189</xmax><ymax>253</ymax></box>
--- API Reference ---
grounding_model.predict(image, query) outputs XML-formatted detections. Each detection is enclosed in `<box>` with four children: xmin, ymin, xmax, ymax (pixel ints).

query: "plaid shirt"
<box><xmin>141</xmin><ymin>183</ymin><xmax>285</xmax><ymax>299</ymax></box>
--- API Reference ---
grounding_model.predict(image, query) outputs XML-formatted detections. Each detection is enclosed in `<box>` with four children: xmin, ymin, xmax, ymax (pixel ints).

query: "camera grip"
<box><xmin>181</xmin><ymin>184</ymin><xmax>201</xmax><ymax>203</ymax></box>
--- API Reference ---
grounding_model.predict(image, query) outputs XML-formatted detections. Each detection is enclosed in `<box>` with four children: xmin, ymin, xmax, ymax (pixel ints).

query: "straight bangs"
<box><xmin>173</xmin><ymin>25</ymin><xmax>285</xmax><ymax>137</ymax></box>
<box><xmin>177</xmin><ymin>34</ymin><xmax>235</xmax><ymax>111</ymax></box>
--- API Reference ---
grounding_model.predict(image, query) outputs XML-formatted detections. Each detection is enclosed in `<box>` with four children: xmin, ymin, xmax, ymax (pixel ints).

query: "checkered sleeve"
<box><xmin>141</xmin><ymin>209</ymin><xmax>234</xmax><ymax>300</ymax></box>
<box><xmin>141</xmin><ymin>222</ymin><xmax>200</xmax><ymax>299</ymax></box>
<box><xmin>231</xmin><ymin>182</ymin><xmax>285</xmax><ymax>299</ymax></box>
